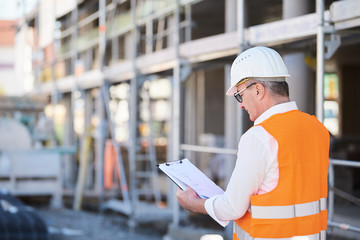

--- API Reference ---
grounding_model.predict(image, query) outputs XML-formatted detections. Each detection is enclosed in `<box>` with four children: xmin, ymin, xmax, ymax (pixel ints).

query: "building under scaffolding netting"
<box><xmin>12</xmin><ymin>0</ymin><xmax>360</xmax><ymax>239</ymax></box>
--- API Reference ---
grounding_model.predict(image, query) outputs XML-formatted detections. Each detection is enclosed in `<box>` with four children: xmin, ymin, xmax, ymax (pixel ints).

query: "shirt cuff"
<box><xmin>205</xmin><ymin>197</ymin><xmax>230</xmax><ymax>227</ymax></box>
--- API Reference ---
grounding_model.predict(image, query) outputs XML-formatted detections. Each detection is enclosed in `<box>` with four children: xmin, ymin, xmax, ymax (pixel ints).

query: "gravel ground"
<box><xmin>31</xmin><ymin>204</ymin><xmax>360</xmax><ymax>240</ymax></box>
<box><xmin>35</xmin><ymin>207</ymin><xmax>167</xmax><ymax>240</ymax></box>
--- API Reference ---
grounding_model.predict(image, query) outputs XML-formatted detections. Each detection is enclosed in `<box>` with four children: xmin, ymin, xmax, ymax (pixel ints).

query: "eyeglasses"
<box><xmin>233</xmin><ymin>83</ymin><xmax>257</xmax><ymax>103</ymax></box>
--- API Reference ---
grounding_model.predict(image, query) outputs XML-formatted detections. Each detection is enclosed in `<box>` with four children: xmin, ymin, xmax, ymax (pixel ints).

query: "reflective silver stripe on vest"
<box><xmin>234</xmin><ymin>222</ymin><xmax>253</xmax><ymax>240</ymax></box>
<box><xmin>320</xmin><ymin>197</ymin><xmax>327</xmax><ymax>211</ymax></box>
<box><xmin>251</xmin><ymin>198</ymin><xmax>327</xmax><ymax>219</ymax></box>
<box><xmin>233</xmin><ymin>222</ymin><xmax>327</xmax><ymax>240</ymax></box>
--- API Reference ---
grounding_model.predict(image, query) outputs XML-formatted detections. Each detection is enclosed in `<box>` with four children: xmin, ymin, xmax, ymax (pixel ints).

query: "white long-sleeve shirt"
<box><xmin>204</xmin><ymin>101</ymin><xmax>298</xmax><ymax>227</ymax></box>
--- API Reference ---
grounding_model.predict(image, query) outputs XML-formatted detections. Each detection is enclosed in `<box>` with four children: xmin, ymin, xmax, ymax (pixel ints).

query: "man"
<box><xmin>177</xmin><ymin>46</ymin><xmax>329</xmax><ymax>240</ymax></box>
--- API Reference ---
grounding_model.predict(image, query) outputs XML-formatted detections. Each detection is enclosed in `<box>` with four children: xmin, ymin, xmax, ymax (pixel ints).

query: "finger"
<box><xmin>176</xmin><ymin>188</ymin><xmax>184</xmax><ymax>199</ymax></box>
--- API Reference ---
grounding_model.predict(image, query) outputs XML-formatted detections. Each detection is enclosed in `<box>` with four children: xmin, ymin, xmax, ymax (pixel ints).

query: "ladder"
<box><xmin>133</xmin><ymin>81</ymin><xmax>161</xmax><ymax>205</ymax></box>
<box><xmin>101</xmin><ymin>83</ymin><xmax>133</xmax><ymax>216</ymax></box>
<box><xmin>101</xmin><ymin>80</ymin><xmax>163</xmax><ymax>218</ymax></box>
<box><xmin>100</xmin><ymin>0</ymin><xmax>165</xmax><ymax>223</ymax></box>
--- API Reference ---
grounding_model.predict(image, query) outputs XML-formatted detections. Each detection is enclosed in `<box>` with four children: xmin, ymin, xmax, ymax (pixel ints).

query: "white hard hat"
<box><xmin>226</xmin><ymin>46</ymin><xmax>290</xmax><ymax>96</ymax></box>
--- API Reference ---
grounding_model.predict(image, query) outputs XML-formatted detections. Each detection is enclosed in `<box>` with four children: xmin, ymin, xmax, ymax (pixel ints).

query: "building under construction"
<box><xmin>9</xmin><ymin>0</ymin><xmax>360</xmax><ymax>239</ymax></box>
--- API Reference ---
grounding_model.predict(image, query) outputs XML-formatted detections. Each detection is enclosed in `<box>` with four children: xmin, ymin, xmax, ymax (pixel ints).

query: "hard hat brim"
<box><xmin>225</xmin><ymin>85</ymin><xmax>238</xmax><ymax>96</ymax></box>
<box><xmin>225</xmin><ymin>74</ymin><xmax>290</xmax><ymax>96</ymax></box>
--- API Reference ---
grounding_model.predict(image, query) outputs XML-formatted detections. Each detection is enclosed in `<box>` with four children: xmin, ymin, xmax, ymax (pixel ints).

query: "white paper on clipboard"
<box><xmin>157</xmin><ymin>158</ymin><xmax>224</xmax><ymax>199</ymax></box>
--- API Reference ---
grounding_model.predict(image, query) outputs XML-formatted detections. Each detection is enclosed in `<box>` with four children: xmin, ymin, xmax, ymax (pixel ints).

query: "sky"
<box><xmin>0</xmin><ymin>0</ymin><xmax>38</xmax><ymax>20</ymax></box>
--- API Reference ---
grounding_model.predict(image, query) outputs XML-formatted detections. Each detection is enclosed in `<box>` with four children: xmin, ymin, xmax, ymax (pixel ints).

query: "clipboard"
<box><xmin>157</xmin><ymin>158</ymin><xmax>224</xmax><ymax>199</ymax></box>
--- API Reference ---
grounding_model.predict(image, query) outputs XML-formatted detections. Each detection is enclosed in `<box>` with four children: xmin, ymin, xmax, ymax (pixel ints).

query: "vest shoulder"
<box><xmin>260</xmin><ymin>110</ymin><xmax>329</xmax><ymax>136</ymax></box>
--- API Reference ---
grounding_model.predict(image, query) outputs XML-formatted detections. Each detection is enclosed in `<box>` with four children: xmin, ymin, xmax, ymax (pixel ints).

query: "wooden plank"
<box><xmin>330</xmin><ymin>0</ymin><xmax>360</xmax><ymax>23</ymax></box>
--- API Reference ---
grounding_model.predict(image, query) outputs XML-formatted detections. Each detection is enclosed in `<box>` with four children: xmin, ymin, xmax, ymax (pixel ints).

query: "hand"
<box><xmin>176</xmin><ymin>187</ymin><xmax>207</xmax><ymax>214</ymax></box>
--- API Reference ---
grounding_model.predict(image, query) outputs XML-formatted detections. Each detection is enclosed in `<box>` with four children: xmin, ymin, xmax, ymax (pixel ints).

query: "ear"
<box><xmin>256</xmin><ymin>83</ymin><xmax>266</xmax><ymax>100</ymax></box>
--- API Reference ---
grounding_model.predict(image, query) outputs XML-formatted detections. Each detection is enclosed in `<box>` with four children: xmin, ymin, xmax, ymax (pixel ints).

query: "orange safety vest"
<box><xmin>233</xmin><ymin>110</ymin><xmax>329</xmax><ymax>240</ymax></box>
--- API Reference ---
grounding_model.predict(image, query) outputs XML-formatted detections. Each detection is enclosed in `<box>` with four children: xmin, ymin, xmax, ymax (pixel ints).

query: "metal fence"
<box><xmin>328</xmin><ymin>158</ymin><xmax>360</xmax><ymax>233</ymax></box>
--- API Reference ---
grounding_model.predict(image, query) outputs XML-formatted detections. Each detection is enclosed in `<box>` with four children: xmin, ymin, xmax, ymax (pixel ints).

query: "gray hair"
<box><xmin>250</xmin><ymin>77</ymin><xmax>289</xmax><ymax>97</ymax></box>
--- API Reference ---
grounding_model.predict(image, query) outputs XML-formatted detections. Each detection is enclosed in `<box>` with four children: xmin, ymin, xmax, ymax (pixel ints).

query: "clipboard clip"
<box><xmin>164</xmin><ymin>159</ymin><xmax>183</xmax><ymax>166</ymax></box>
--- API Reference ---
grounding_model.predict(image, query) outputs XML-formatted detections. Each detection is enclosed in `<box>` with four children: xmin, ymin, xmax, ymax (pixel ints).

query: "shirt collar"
<box><xmin>254</xmin><ymin>101</ymin><xmax>298</xmax><ymax>125</ymax></box>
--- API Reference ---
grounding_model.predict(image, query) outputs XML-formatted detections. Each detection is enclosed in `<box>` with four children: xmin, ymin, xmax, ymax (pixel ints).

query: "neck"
<box><xmin>273</xmin><ymin>96</ymin><xmax>290</xmax><ymax>105</ymax></box>
<box><xmin>260</xmin><ymin>95</ymin><xmax>290</xmax><ymax>114</ymax></box>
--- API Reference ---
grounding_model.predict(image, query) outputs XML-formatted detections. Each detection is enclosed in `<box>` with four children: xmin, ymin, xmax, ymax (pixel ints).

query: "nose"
<box><xmin>239</xmin><ymin>102</ymin><xmax>245</xmax><ymax>109</ymax></box>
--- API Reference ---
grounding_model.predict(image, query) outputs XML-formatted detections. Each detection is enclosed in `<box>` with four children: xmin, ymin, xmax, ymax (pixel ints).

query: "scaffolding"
<box><xmin>328</xmin><ymin>158</ymin><xmax>360</xmax><ymax>236</ymax></box>
<box><xmin>19</xmin><ymin>0</ymin><xmax>360</xmax><ymax>238</ymax></box>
